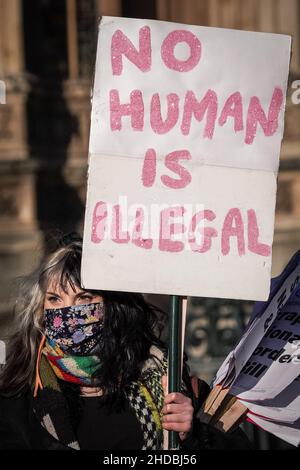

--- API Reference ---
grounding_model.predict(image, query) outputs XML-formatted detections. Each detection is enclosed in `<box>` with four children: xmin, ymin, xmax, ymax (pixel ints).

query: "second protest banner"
<box><xmin>209</xmin><ymin>251</ymin><xmax>300</xmax><ymax>446</ymax></box>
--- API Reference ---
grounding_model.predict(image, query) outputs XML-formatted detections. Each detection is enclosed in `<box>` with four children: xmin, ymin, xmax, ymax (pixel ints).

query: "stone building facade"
<box><xmin>0</xmin><ymin>0</ymin><xmax>299</xmax><ymax>449</ymax></box>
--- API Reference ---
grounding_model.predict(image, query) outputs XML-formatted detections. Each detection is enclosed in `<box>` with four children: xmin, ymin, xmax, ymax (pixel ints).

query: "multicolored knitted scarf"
<box><xmin>42</xmin><ymin>339</ymin><xmax>101</xmax><ymax>386</ymax></box>
<box><xmin>32</xmin><ymin>345</ymin><xmax>169</xmax><ymax>450</ymax></box>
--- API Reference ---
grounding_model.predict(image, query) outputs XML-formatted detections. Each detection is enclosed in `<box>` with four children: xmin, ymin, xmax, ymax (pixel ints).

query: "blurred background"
<box><xmin>0</xmin><ymin>0</ymin><xmax>299</xmax><ymax>450</ymax></box>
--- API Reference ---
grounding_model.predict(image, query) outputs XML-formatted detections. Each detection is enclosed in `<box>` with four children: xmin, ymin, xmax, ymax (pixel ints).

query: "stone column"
<box><xmin>61</xmin><ymin>0</ymin><xmax>122</xmax><ymax>236</ymax></box>
<box><xmin>272</xmin><ymin>0</ymin><xmax>300</xmax><ymax>274</ymax></box>
<box><xmin>0</xmin><ymin>0</ymin><xmax>28</xmax><ymax>160</ymax></box>
<box><xmin>0</xmin><ymin>0</ymin><xmax>41</xmax><ymax>337</ymax></box>
<box><xmin>96</xmin><ymin>0</ymin><xmax>122</xmax><ymax>17</ymax></box>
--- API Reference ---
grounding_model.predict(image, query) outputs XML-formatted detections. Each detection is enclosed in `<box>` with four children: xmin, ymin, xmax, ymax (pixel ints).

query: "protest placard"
<box><xmin>82</xmin><ymin>16</ymin><xmax>291</xmax><ymax>301</ymax></box>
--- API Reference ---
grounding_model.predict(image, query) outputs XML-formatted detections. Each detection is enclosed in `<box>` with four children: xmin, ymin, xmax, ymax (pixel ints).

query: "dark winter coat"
<box><xmin>0</xmin><ymin>379</ymin><xmax>252</xmax><ymax>451</ymax></box>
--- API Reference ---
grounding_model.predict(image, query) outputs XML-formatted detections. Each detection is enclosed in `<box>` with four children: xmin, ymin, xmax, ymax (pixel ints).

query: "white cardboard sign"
<box><xmin>82</xmin><ymin>16</ymin><xmax>291</xmax><ymax>300</ymax></box>
<box><xmin>212</xmin><ymin>251</ymin><xmax>300</xmax><ymax>446</ymax></box>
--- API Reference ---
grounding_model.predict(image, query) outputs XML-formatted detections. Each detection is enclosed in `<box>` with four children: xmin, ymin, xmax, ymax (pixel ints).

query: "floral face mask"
<box><xmin>44</xmin><ymin>301</ymin><xmax>105</xmax><ymax>356</ymax></box>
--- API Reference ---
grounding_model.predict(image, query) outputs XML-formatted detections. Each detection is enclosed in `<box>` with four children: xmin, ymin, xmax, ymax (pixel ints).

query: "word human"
<box><xmin>91</xmin><ymin>203</ymin><xmax>271</xmax><ymax>256</ymax></box>
<box><xmin>110</xmin><ymin>26</ymin><xmax>283</xmax><ymax>145</ymax></box>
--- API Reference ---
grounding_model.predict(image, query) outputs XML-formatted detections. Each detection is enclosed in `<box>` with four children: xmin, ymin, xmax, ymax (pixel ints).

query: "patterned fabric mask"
<box><xmin>44</xmin><ymin>302</ymin><xmax>105</xmax><ymax>356</ymax></box>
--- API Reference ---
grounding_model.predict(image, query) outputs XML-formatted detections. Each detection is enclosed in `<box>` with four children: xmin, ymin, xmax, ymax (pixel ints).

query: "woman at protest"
<box><xmin>0</xmin><ymin>233</ymin><xmax>251</xmax><ymax>450</ymax></box>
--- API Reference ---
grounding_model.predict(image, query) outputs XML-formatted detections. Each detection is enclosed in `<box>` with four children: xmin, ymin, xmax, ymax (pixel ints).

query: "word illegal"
<box><xmin>91</xmin><ymin>204</ymin><xmax>271</xmax><ymax>256</ymax></box>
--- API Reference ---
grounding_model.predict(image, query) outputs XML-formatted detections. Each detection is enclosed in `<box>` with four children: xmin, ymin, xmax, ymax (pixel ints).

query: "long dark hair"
<box><xmin>0</xmin><ymin>233</ymin><xmax>167</xmax><ymax>400</ymax></box>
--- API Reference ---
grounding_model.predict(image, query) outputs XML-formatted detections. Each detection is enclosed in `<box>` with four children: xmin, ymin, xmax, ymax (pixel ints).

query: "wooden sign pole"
<box><xmin>168</xmin><ymin>295</ymin><xmax>182</xmax><ymax>450</ymax></box>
